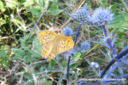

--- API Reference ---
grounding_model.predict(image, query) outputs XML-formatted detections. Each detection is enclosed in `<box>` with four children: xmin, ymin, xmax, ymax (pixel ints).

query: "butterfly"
<box><xmin>38</xmin><ymin>31</ymin><xmax>74</xmax><ymax>61</ymax></box>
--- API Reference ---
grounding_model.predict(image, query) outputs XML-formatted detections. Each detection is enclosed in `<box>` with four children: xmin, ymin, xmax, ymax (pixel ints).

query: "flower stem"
<box><xmin>105</xmin><ymin>60</ymin><xmax>123</xmax><ymax>78</ymax></box>
<box><xmin>74</xmin><ymin>24</ymin><xmax>82</xmax><ymax>44</ymax></box>
<box><xmin>67</xmin><ymin>56</ymin><xmax>71</xmax><ymax>81</ymax></box>
<box><xmin>66</xmin><ymin>24</ymin><xmax>82</xmax><ymax>81</ymax></box>
<box><xmin>102</xmin><ymin>25</ymin><xmax>117</xmax><ymax>56</ymax></box>
<box><xmin>101</xmin><ymin>47</ymin><xmax>128</xmax><ymax>78</ymax></box>
<box><xmin>101</xmin><ymin>25</ymin><xmax>124</xmax><ymax>78</ymax></box>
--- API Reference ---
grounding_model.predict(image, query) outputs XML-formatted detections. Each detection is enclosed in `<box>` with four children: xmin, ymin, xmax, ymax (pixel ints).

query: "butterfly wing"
<box><xmin>38</xmin><ymin>31</ymin><xmax>58</xmax><ymax>45</ymax></box>
<box><xmin>56</xmin><ymin>35</ymin><xmax>74</xmax><ymax>54</ymax></box>
<box><xmin>41</xmin><ymin>40</ymin><xmax>58</xmax><ymax>61</ymax></box>
<box><xmin>43</xmin><ymin>35</ymin><xmax>74</xmax><ymax>61</ymax></box>
<box><xmin>47</xmin><ymin>47</ymin><xmax>58</xmax><ymax>61</ymax></box>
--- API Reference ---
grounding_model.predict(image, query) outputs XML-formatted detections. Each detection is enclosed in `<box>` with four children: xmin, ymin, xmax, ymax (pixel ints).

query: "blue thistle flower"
<box><xmin>62</xmin><ymin>27</ymin><xmax>74</xmax><ymax>36</ymax></box>
<box><xmin>71</xmin><ymin>5</ymin><xmax>91</xmax><ymax>24</ymax></box>
<box><xmin>91</xmin><ymin>7</ymin><xmax>114</xmax><ymax>26</ymax></box>
<box><xmin>78</xmin><ymin>42</ymin><xmax>91</xmax><ymax>52</ymax></box>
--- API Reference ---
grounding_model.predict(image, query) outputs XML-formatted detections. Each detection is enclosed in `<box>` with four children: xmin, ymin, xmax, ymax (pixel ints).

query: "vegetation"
<box><xmin>0</xmin><ymin>0</ymin><xmax>128</xmax><ymax>85</ymax></box>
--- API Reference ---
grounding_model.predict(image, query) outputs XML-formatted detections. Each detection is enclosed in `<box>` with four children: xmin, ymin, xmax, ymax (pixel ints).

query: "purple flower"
<box><xmin>62</xmin><ymin>27</ymin><xmax>74</xmax><ymax>36</ymax></box>
<box><xmin>91</xmin><ymin>7</ymin><xmax>114</xmax><ymax>26</ymax></box>
<box><xmin>71</xmin><ymin>7</ymin><xmax>91</xmax><ymax>24</ymax></box>
<box><xmin>78</xmin><ymin>42</ymin><xmax>91</xmax><ymax>52</ymax></box>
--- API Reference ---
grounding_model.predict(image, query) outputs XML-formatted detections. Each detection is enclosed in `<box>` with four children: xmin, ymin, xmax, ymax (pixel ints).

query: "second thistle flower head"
<box><xmin>78</xmin><ymin>41</ymin><xmax>91</xmax><ymax>52</ymax></box>
<box><xmin>62</xmin><ymin>27</ymin><xmax>74</xmax><ymax>36</ymax></box>
<box><xmin>71</xmin><ymin>6</ymin><xmax>91</xmax><ymax>24</ymax></box>
<box><xmin>91</xmin><ymin>7</ymin><xmax>114</xmax><ymax>26</ymax></box>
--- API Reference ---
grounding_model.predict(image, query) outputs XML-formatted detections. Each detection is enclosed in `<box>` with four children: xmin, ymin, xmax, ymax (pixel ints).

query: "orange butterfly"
<box><xmin>38</xmin><ymin>31</ymin><xmax>74</xmax><ymax>61</ymax></box>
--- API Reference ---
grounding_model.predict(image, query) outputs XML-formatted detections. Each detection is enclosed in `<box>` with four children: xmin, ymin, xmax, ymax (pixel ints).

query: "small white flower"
<box><xmin>91</xmin><ymin>62</ymin><xmax>99</xmax><ymax>68</ymax></box>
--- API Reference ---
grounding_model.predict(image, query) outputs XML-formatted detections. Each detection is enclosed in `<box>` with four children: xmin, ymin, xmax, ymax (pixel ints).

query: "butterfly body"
<box><xmin>38</xmin><ymin>31</ymin><xmax>74</xmax><ymax>61</ymax></box>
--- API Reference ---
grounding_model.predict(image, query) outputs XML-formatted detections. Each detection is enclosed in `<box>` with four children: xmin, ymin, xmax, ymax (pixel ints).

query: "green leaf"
<box><xmin>101</xmin><ymin>0</ymin><xmax>108</xmax><ymax>7</ymax></box>
<box><xmin>24</xmin><ymin>0</ymin><xmax>34</xmax><ymax>7</ymax></box>
<box><xmin>0</xmin><ymin>1</ymin><xmax>5</xmax><ymax>12</ymax></box>
<box><xmin>0</xmin><ymin>50</ymin><xmax>7</xmax><ymax>58</ymax></box>
<box><xmin>12</xmin><ymin>48</ymin><xmax>25</xmax><ymax>58</ymax></box>
<box><xmin>29</xmin><ymin>50</ymin><xmax>41</xmax><ymax>58</ymax></box>
<box><xmin>62</xmin><ymin>61</ymin><xmax>67</xmax><ymax>67</ymax></box>
<box><xmin>19</xmin><ymin>32</ymin><xmax>34</xmax><ymax>49</ymax></box>
<box><xmin>48</xmin><ymin>3</ymin><xmax>63</xmax><ymax>16</ymax></box>
<box><xmin>30</xmin><ymin>6</ymin><xmax>42</xmax><ymax>18</ymax></box>
<box><xmin>111</xmin><ymin>3</ymin><xmax>120</xmax><ymax>11</ymax></box>
<box><xmin>43</xmin><ymin>81</ymin><xmax>53</xmax><ymax>85</ymax></box>
<box><xmin>70</xmin><ymin>63</ymin><xmax>77</xmax><ymax>69</ymax></box>
<box><xmin>74</xmin><ymin>52</ymin><xmax>82</xmax><ymax>61</ymax></box>
<box><xmin>0</xmin><ymin>18</ymin><xmax>6</xmax><ymax>26</ymax></box>
<box><xmin>32</xmin><ymin>37</ymin><xmax>42</xmax><ymax>54</ymax></box>
<box><xmin>24</xmin><ymin>54</ymin><xmax>35</xmax><ymax>63</ymax></box>
<box><xmin>48</xmin><ymin>60</ymin><xmax>56</xmax><ymax>69</ymax></box>
<box><xmin>0</xmin><ymin>48</ymin><xmax>10</xmax><ymax>69</ymax></box>
<box><xmin>109</xmin><ymin>13</ymin><xmax>128</xmax><ymax>30</ymax></box>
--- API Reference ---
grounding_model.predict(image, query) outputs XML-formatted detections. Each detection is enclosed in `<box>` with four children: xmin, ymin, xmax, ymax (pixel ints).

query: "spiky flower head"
<box><xmin>71</xmin><ymin>6</ymin><xmax>91</xmax><ymax>24</ymax></box>
<box><xmin>78</xmin><ymin>41</ymin><xmax>91</xmax><ymax>52</ymax></box>
<box><xmin>62</xmin><ymin>27</ymin><xmax>74</xmax><ymax>36</ymax></box>
<box><xmin>91</xmin><ymin>7</ymin><xmax>114</xmax><ymax>26</ymax></box>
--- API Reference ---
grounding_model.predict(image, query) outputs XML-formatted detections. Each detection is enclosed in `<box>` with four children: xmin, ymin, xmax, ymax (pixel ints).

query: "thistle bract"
<box><xmin>71</xmin><ymin>8</ymin><xmax>91</xmax><ymax>24</ymax></box>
